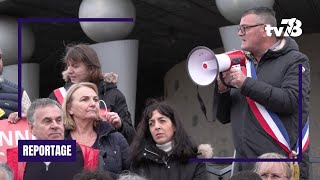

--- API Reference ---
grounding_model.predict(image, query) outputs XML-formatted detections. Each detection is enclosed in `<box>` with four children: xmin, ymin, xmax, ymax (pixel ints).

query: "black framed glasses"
<box><xmin>238</xmin><ymin>24</ymin><xmax>264</xmax><ymax>35</ymax></box>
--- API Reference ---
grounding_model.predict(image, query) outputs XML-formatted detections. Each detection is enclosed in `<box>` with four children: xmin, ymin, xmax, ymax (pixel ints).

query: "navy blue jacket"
<box><xmin>0</xmin><ymin>79</ymin><xmax>19</xmax><ymax>120</ymax></box>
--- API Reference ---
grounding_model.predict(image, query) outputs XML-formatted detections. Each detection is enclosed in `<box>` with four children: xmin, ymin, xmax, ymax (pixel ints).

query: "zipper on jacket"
<box><xmin>145</xmin><ymin>148</ymin><xmax>171</xmax><ymax>169</ymax></box>
<box><xmin>162</xmin><ymin>156</ymin><xmax>171</xmax><ymax>169</ymax></box>
<box><xmin>144</xmin><ymin>148</ymin><xmax>160</xmax><ymax>157</ymax></box>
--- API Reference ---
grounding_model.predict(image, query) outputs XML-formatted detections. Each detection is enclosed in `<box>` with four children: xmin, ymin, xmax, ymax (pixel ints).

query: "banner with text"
<box><xmin>0</xmin><ymin>118</ymin><xmax>35</xmax><ymax>162</ymax></box>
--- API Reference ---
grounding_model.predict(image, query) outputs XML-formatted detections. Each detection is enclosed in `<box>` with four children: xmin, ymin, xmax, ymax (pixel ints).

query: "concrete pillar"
<box><xmin>0</xmin><ymin>15</ymin><xmax>36</xmax><ymax>101</ymax></box>
<box><xmin>3</xmin><ymin>63</ymin><xmax>39</xmax><ymax>101</ymax></box>
<box><xmin>90</xmin><ymin>40</ymin><xmax>138</xmax><ymax>124</ymax></box>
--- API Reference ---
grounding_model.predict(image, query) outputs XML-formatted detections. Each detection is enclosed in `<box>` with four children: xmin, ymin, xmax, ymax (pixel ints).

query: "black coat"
<box><xmin>49</xmin><ymin>78</ymin><xmax>136</xmax><ymax>144</ymax></box>
<box><xmin>24</xmin><ymin>144</ymin><xmax>86</xmax><ymax>180</ymax></box>
<box><xmin>214</xmin><ymin>37</ymin><xmax>310</xmax><ymax>179</ymax></box>
<box><xmin>0</xmin><ymin>79</ymin><xmax>19</xmax><ymax>120</ymax></box>
<box><xmin>131</xmin><ymin>144</ymin><xmax>208</xmax><ymax>180</ymax></box>
<box><xmin>103</xmin><ymin>82</ymin><xmax>136</xmax><ymax>144</ymax></box>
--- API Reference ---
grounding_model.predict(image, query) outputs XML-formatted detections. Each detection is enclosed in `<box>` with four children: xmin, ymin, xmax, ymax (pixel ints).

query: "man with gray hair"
<box><xmin>0</xmin><ymin>163</ymin><xmax>13</xmax><ymax>180</ymax></box>
<box><xmin>0</xmin><ymin>47</ymin><xmax>31</xmax><ymax>121</ymax></box>
<box><xmin>26</xmin><ymin>98</ymin><xmax>64</xmax><ymax>140</ymax></box>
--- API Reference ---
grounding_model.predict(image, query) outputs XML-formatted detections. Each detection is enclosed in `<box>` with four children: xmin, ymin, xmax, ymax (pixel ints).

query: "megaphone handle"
<box><xmin>219</xmin><ymin>72</ymin><xmax>235</xmax><ymax>88</ymax></box>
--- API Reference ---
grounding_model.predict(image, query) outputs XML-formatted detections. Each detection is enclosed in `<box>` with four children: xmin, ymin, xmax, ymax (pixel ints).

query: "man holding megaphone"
<box><xmin>187</xmin><ymin>7</ymin><xmax>311</xmax><ymax>180</ymax></box>
<box><xmin>215</xmin><ymin>7</ymin><xmax>311</xmax><ymax>180</ymax></box>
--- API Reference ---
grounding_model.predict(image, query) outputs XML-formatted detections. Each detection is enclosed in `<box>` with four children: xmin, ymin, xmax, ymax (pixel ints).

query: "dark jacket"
<box><xmin>6</xmin><ymin>144</ymin><xmax>101</xmax><ymax>180</ymax></box>
<box><xmin>48</xmin><ymin>73</ymin><xmax>136</xmax><ymax>144</ymax></box>
<box><xmin>66</xmin><ymin>121</ymin><xmax>130</xmax><ymax>180</ymax></box>
<box><xmin>102</xmin><ymin>81</ymin><xmax>136</xmax><ymax>144</ymax></box>
<box><xmin>214</xmin><ymin>37</ymin><xmax>310</xmax><ymax>179</ymax></box>
<box><xmin>0</xmin><ymin>79</ymin><xmax>19</xmax><ymax>120</ymax></box>
<box><xmin>131</xmin><ymin>143</ymin><xmax>208</xmax><ymax>180</ymax></box>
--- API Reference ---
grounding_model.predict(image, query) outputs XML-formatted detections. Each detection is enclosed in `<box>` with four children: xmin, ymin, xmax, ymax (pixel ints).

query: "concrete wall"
<box><xmin>164</xmin><ymin>34</ymin><xmax>320</xmax><ymax>179</ymax></box>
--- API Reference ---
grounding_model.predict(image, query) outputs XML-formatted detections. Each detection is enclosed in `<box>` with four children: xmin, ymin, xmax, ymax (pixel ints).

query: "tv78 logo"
<box><xmin>265</xmin><ymin>18</ymin><xmax>302</xmax><ymax>37</ymax></box>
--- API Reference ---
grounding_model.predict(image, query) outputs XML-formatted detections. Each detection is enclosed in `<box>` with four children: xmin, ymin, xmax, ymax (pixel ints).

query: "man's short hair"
<box><xmin>27</xmin><ymin>98</ymin><xmax>61</xmax><ymax>125</ymax></box>
<box><xmin>0</xmin><ymin>163</ymin><xmax>14</xmax><ymax>180</ymax></box>
<box><xmin>242</xmin><ymin>7</ymin><xmax>277</xmax><ymax>27</ymax></box>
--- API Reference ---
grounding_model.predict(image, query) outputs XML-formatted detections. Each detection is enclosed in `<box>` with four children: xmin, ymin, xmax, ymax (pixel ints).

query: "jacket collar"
<box><xmin>142</xmin><ymin>142</ymin><xmax>175</xmax><ymax>160</ymax></box>
<box><xmin>64</xmin><ymin>121</ymin><xmax>116</xmax><ymax>140</ymax></box>
<box><xmin>95</xmin><ymin>121</ymin><xmax>116</xmax><ymax>137</ymax></box>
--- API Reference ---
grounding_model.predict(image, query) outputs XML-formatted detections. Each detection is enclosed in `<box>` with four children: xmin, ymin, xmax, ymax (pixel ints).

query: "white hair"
<box><xmin>118</xmin><ymin>171</ymin><xmax>148</xmax><ymax>180</ymax></box>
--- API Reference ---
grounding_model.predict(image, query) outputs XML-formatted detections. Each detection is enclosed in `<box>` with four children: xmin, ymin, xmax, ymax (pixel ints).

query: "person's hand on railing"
<box><xmin>8</xmin><ymin>112</ymin><xmax>26</xmax><ymax>124</ymax></box>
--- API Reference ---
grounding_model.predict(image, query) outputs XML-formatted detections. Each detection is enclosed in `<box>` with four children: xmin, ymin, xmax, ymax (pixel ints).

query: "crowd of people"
<box><xmin>0</xmin><ymin>5</ymin><xmax>310</xmax><ymax>180</ymax></box>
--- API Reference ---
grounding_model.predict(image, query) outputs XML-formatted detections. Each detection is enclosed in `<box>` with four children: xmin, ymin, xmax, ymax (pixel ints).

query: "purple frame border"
<box><xmin>18</xmin><ymin>18</ymin><xmax>303</xmax><ymax>163</ymax></box>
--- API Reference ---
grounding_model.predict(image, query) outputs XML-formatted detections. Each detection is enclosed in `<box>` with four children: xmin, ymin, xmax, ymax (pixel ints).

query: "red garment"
<box><xmin>79</xmin><ymin>144</ymin><xmax>100</xmax><ymax>171</ymax></box>
<box><xmin>6</xmin><ymin>148</ymin><xmax>25</xmax><ymax>180</ymax></box>
<box><xmin>6</xmin><ymin>144</ymin><xmax>100</xmax><ymax>180</ymax></box>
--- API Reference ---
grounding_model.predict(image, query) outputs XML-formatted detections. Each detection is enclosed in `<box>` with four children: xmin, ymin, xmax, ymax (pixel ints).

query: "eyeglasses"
<box><xmin>238</xmin><ymin>24</ymin><xmax>264</xmax><ymax>35</ymax></box>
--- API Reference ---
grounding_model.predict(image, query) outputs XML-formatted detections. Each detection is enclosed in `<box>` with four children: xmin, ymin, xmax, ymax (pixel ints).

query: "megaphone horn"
<box><xmin>187</xmin><ymin>46</ymin><xmax>246</xmax><ymax>86</ymax></box>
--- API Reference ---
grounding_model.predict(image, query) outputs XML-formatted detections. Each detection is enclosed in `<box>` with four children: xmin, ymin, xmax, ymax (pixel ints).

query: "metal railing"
<box><xmin>206</xmin><ymin>162</ymin><xmax>233</xmax><ymax>180</ymax></box>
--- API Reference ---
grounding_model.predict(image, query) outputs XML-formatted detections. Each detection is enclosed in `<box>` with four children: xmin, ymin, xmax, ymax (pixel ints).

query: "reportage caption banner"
<box><xmin>18</xmin><ymin>140</ymin><xmax>76</xmax><ymax>162</ymax></box>
<box><xmin>0</xmin><ymin>118</ymin><xmax>76</xmax><ymax>162</ymax></box>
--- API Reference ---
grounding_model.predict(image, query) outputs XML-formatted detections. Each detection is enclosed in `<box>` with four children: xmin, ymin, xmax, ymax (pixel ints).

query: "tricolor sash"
<box><xmin>245</xmin><ymin>60</ymin><xmax>309</xmax><ymax>156</ymax></box>
<box><xmin>53</xmin><ymin>87</ymin><xmax>67</xmax><ymax>105</ymax></box>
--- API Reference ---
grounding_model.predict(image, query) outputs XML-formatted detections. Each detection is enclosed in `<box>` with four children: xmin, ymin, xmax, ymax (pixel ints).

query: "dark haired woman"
<box><xmin>130</xmin><ymin>99</ymin><xmax>208</xmax><ymax>180</ymax></box>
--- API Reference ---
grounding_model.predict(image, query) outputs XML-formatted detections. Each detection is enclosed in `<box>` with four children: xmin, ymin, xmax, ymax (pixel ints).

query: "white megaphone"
<box><xmin>187</xmin><ymin>46</ymin><xmax>246</xmax><ymax>86</ymax></box>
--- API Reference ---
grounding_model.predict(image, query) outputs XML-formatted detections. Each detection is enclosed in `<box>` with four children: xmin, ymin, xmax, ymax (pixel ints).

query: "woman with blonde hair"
<box><xmin>254</xmin><ymin>152</ymin><xmax>295</xmax><ymax>180</ymax></box>
<box><xmin>62</xmin><ymin>82</ymin><xmax>130</xmax><ymax>179</ymax></box>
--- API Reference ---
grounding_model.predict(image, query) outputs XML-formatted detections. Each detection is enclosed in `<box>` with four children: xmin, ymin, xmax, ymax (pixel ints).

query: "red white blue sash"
<box><xmin>53</xmin><ymin>87</ymin><xmax>67</xmax><ymax>105</ymax></box>
<box><xmin>245</xmin><ymin>60</ymin><xmax>309</xmax><ymax>156</ymax></box>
